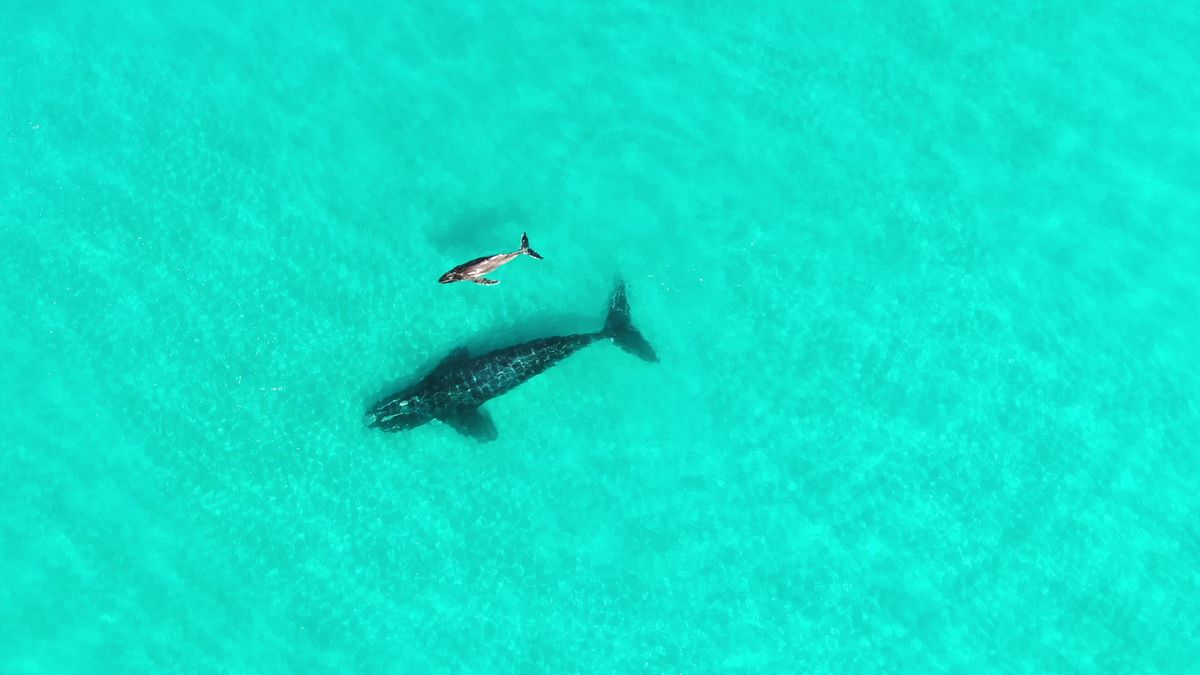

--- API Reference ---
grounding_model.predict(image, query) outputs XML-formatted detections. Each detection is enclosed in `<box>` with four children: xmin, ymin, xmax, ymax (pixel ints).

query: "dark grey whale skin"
<box><xmin>364</xmin><ymin>283</ymin><xmax>656</xmax><ymax>441</ymax></box>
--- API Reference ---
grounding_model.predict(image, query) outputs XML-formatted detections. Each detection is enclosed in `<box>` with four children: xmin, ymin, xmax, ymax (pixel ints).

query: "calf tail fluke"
<box><xmin>519</xmin><ymin>232</ymin><xmax>543</xmax><ymax>259</ymax></box>
<box><xmin>602</xmin><ymin>282</ymin><xmax>658</xmax><ymax>362</ymax></box>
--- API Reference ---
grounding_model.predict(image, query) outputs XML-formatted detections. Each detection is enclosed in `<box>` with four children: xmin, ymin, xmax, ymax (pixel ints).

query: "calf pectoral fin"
<box><xmin>472</xmin><ymin>277</ymin><xmax>500</xmax><ymax>286</ymax></box>
<box><xmin>438</xmin><ymin>408</ymin><xmax>498</xmax><ymax>442</ymax></box>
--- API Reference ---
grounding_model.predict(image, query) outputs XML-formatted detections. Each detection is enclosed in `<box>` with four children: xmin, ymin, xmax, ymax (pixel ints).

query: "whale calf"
<box><xmin>438</xmin><ymin>232</ymin><xmax>542</xmax><ymax>285</ymax></box>
<box><xmin>365</xmin><ymin>282</ymin><xmax>656</xmax><ymax>441</ymax></box>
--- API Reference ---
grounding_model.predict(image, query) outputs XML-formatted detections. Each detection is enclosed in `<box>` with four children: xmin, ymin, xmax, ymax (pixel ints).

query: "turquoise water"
<box><xmin>3</xmin><ymin>1</ymin><xmax>1199</xmax><ymax>670</ymax></box>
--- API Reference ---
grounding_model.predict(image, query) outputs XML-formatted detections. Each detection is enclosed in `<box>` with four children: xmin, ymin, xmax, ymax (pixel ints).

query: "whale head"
<box><xmin>364</xmin><ymin>388</ymin><xmax>435</xmax><ymax>431</ymax></box>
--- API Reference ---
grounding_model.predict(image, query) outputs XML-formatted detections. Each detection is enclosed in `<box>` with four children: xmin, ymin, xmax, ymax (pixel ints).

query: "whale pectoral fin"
<box><xmin>472</xmin><ymin>277</ymin><xmax>500</xmax><ymax>286</ymax></box>
<box><xmin>439</xmin><ymin>408</ymin><xmax>498</xmax><ymax>442</ymax></box>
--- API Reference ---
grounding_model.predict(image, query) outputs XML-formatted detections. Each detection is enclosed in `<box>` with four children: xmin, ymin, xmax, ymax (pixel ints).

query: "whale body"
<box><xmin>365</xmin><ymin>283</ymin><xmax>656</xmax><ymax>441</ymax></box>
<box><xmin>438</xmin><ymin>232</ymin><xmax>542</xmax><ymax>285</ymax></box>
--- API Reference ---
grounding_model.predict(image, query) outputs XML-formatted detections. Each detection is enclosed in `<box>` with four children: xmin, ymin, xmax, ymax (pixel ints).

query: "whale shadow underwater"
<box><xmin>364</xmin><ymin>282</ymin><xmax>657</xmax><ymax>442</ymax></box>
<box><xmin>428</xmin><ymin>204</ymin><xmax>527</xmax><ymax>256</ymax></box>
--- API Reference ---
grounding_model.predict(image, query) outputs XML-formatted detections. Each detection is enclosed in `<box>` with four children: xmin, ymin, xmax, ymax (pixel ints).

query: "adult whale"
<box><xmin>365</xmin><ymin>283</ymin><xmax>656</xmax><ymax>441</ymax></box>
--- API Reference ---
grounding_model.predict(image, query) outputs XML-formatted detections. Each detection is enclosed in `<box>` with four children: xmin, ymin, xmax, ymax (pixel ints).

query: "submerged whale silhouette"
<box><xmin>365</xmin><ymin>283</ymin><xmax>656</xmax><ymax>441</ymax></box>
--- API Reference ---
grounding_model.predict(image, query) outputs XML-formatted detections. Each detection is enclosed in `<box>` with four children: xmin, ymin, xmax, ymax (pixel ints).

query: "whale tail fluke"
<box><xmin>519</xmin><ymin>232</ymin><xmax>543</xmax><ymax>260</ymax></box>
<box><xmin>602</xmin><ymin>282</ymin><xmax>658</xmax><ymax>362</ymax></box>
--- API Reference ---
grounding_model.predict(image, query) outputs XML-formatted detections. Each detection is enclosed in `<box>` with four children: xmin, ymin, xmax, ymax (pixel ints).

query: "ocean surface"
<box><xmin>3</xmin><ymin>1</ymin><xmax>1198</xmax><ymax>671</ymax></box>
